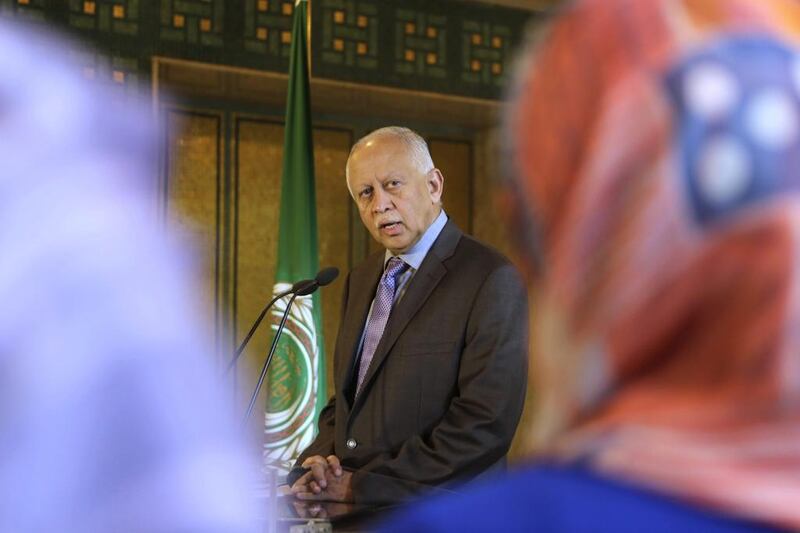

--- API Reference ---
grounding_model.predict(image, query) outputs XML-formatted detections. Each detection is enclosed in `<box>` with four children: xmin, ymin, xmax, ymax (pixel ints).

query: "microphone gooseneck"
<box><xmin>242</xmin><ymin>292</ymin><xmax>297</xmax><ymax>426</ymax></box>
<box><xmin>293</xmin><ymin>267</ymin><xmax>340</xmax><ymax>297</ymax></box>
<box><xmin>224</xmin><ymin>290</ymin><xmax>287</xmax><ymax>375</ymax></box>
<box><xmin>290</xmin><ymin>277</ymin><xmax>315</xmax><ymax>293</ymax></box>
<box><xmin>292</xmin><ymin>279</ymin><xmax>317</xmax><ymax>296</ymax></box>
<box><xmin>226</xmin><ymin>266</ymin><xmax>340</xmax><ymax>377</ymax></box>
<box><xmin>236</xmin><ymin>266</ymin><xmax>340</xmax><ymax>425</ymax></box>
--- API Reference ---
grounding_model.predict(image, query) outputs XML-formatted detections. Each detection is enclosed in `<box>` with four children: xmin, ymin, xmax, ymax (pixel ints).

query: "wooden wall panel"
<box><xmin>429</xmin><ymin>139</ymin><xmax>472</xmax><ymax>235</ymax></box>
<box><xmin>473</xmin><ymin>127</ymin><xmax>515</xmax><ymax>259</ymax></box>
<box><xmin>232</xmin><ymin>120</ymin><xmax>352</xmax><ymax>406</ymax></box>
<box><xmin>312</xmin><ymin>128</ymin><xmax>353</xmax><ymax>396</ymax></box>
<box><xmin>234</xmin><ymin>118</ymin><xmax>284</xmax><ymax>411</ymax></box>
<box><xmin>164</xmin><ymin>110</ymin><xmax>221</xmax><ymax>350</ymax></box>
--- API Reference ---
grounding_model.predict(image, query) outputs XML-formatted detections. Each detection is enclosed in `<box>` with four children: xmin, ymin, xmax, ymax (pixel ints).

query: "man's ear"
<box><xmin>428</xmin><ymin>168</ymin><xmax>444</xmax><ymax>202</ymax></box>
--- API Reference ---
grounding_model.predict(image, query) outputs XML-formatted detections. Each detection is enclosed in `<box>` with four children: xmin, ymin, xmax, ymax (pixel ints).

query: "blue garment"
<box><xmin>0</xmin><ymin>20</ymin><xmax>259</xmax><ymax>533</ymax></box>
<box><xmin>379</xmin><ymin>464</ymin><xmax>785</xmax><ymax>533</ymax></box>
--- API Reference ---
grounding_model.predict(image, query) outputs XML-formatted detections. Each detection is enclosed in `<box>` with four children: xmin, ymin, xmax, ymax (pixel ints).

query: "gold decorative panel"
<box><xmin>234</xmin><ymin>118</ymin><xmax>284</xmax><ymax>406</ymax></box>
<box><xmin>472</xmin><ymin>128</ymin><xmax>514</xmax><ymax>260</ymax></box>
<box><xmin>234</xmin><ymin>120</ymin><xmax>352</xmax><ymax>401</ymax></box>
<box><xmin>311</xmin><ymin>128</ymin><xmax>352</xmax><ymax>394</ymax></box>
<box><xmin>164</xmin><ymin>111</ymin><xmax>221</xmax><ymax>342</ymax></box>
<box><xmin>429</xmin><ymin>139</ymin><xmax>472</xmax><ymax>235</ymax></box>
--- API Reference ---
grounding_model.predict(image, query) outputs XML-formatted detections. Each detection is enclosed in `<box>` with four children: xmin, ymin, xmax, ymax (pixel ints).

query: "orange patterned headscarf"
<box><xmin>507</xmin><ymin>0</ymin><xmax>800</xmax><ymax>528</ymax></box>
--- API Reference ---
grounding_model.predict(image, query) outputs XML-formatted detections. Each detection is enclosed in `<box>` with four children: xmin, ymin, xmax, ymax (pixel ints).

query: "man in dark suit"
<box><xmin>288</xmin><ymin>126</ymin><xmax>528</xmax><ymax>505</ymax></box>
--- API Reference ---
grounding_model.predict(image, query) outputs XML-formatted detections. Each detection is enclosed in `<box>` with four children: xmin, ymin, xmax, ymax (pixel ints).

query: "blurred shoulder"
<box><xmin>377</xmin><ymin>464</ymin><xmax>784</xmax><ymax>533</ymax></box>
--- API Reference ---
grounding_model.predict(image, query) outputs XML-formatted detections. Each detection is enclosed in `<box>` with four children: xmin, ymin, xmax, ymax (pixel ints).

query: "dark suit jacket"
<box><xmin>292</xmin><ymin>220</ymin><xmax>528</xmax><ymax>504</ymax></box>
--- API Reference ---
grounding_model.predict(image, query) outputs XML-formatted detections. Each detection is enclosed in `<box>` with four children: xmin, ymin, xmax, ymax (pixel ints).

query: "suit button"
<box><xmin>346</xmin><ymin>438</ymin><xmax>357</xmax><ymax>449</ymax></box>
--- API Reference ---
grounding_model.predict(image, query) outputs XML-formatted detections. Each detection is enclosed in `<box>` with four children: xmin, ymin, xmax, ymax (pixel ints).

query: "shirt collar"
<box><xmin>384</xmin><ymin>209</ymin><xmax>448</xmax><ymax>270</ymax></box>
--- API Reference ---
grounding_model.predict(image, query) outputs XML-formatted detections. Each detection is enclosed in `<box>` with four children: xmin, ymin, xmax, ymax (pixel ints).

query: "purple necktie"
<box><xmin>356</xmin><ymin>257</ymin><xmax>409</xmax><ymax>394</ymax></box>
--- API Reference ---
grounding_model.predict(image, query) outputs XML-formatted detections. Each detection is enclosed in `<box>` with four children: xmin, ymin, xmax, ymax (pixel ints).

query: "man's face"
<box><xmin>346</xmin><ymin>136</ymin><xmax>443</xmax><ymax>255</ymax></box>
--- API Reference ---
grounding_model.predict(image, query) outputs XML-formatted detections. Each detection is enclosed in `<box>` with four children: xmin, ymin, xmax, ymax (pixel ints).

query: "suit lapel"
<box><xmin>337</xmin><ymin>252</ymin><xmax>384</xmax><ymax>403</ymax></box>
<box><xmin>353</xmin><ymin>220</ymin><xmax>462</xmax><ymax>406</ymax></box>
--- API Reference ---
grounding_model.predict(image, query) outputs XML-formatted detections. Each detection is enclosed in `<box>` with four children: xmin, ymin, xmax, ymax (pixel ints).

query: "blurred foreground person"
<box><xmin>0</xmin><ymin>21</ymin><xmax>258</xmax><ymax>532</ymax></box>
<box><xmin>383</xmin><ymin>0</ymin><xmax>800</xmax><ymax>531</ymax></box>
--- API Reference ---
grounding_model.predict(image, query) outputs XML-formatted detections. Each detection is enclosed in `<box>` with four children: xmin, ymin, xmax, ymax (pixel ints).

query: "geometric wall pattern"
<box><xmin>69</xmin><ymin>0</ymin><xmax>139</xmax><ymax>35</ymax></box>
<box><xmin>0</xmin><ymin>0</ymin><xmax>537</xmax><ymax>100</ymax></box>
<box><xmin>311</xmin><ymin>0</ymin><xmax>534</xmax><ymax>99</ymax></box>
<box><xmin>461</xmin><ymin>19</ymin><xmax>512</xmax><ymax>89</ymax></box>
<box><xmin>243</xmin><ymin>0</ymin><xmax>294</xmax><ymax>58</ymax></box>
<box><xmin>71</xmin><ymin>48</ymin><xmax>141</xmax><ymax>96</ymax></box>
<box><xmin>1</xmin><ymin>0</ymin><xmax>47</xmax><ymax>22</ymax></box>
<box><xmin>160</xmin><ymin>0</ymin><xmax>224</xmax><ymax>47</ymax></box>
<box><xmin>394</xmin><ymin>8</ymin><xmax>447</xmax><ymax>80</ymax></box>
<box><xmin>319</xmin><ymin>0</ymin><xmax>378</xmax><ymax>70</ymax></box>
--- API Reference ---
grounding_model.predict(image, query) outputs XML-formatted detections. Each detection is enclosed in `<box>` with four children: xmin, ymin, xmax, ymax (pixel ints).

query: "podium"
<box><xmin>256</xmin><ymin>467</ymin><xmax>458</xmax><ymax>532</ymax></box>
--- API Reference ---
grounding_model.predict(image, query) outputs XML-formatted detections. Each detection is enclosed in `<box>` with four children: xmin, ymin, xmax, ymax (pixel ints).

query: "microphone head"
<box><xmin>295</xmin><ymin>280</ymin><xmax>319</xmax><ymax>296</ymax></box>
<box><xmin>291</xmin><ymin>279</ymin><xmax>316</xmax><ymax>293</ymax></box>
<box><xmin>316</xmin><ymin>266</ymin><xmax>339</xmax><ymax>287</ymax></box>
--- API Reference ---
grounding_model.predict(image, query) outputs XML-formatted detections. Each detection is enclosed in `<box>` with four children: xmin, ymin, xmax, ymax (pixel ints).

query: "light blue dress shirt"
<box><xmin>384</xmin><ymin>208</ymin><xmax>448</xmax><ymax>303</ymax></box>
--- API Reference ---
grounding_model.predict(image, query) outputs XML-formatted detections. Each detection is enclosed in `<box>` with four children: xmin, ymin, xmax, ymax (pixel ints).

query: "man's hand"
<box><xmin>293</xmin><ymin>470</ymin><xmax>353</xmax><ymax>502</ymax></box>
<box><xmin>290</xmin><ymin>500</ymin><xmax>355</xmax><ymax>519</ymax></box>
<box><xmin>290</xmin><ymin>454</ymin><xmax>353</xmax><ymax>502</ymax></box>
<box><xmin>294</xmin><ymin>455</ymin><xmax>343</xmax><ymax>494</ymax></box>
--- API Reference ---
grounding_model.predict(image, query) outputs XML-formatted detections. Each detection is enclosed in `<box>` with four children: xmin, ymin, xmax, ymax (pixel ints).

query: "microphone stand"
<box><xmin>225</xmin><ymin>289</ymin><xmax>291</xmax><ymax>375</ymax></box>
<box><xmin>225</xmin><ymin>278</ymin><xmax>315</xmax><ymax>376</ymax></box>
<box><xmin>227</xmin><ymin>269</ymin><xmax>336</xmax><ymax>378</ymax></box>
<box><xmin>242</xmin><ymin>292</ymin><xmax>299</xmax><ymax>427</ymax></box>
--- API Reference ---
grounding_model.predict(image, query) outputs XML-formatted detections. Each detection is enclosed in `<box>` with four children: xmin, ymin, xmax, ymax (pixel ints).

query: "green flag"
<box><xmin>264</xmin><ymin>0</ymin><xmax>326</xmax><ymax>464</ymax></box>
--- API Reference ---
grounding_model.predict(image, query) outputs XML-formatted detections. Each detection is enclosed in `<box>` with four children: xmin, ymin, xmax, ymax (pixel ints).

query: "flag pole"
<box><xmin>263</xmin><ymin>0</ymin><xmax>326</xmax><ymax>466</ymax></box>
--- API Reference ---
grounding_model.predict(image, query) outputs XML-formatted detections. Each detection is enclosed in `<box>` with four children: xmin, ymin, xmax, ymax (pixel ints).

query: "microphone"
<box><xmin>241</xmin><ymin>266</ymin><xmax>339</xmax><ymax>425</ymax></box>
<box><xmin>225</xmin><ymin>267</ymin><xmax>340</xmax><ymax>375</ymax></box>
<box><xmin>290</xmin><ymin>277</ymin><xmax>315</xmax><ymax>294</ymax></box>
<box><xmin>295</xmin><ymin>266</ymin><xmax>339</xmax><ymax>296</ymax></box>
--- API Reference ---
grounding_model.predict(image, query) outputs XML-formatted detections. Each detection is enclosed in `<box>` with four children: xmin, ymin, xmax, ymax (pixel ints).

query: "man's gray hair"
<box><xmin>346</xmin><ymin>126</ymin><xmax>435</xmax><ymax>178</ymax></box>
